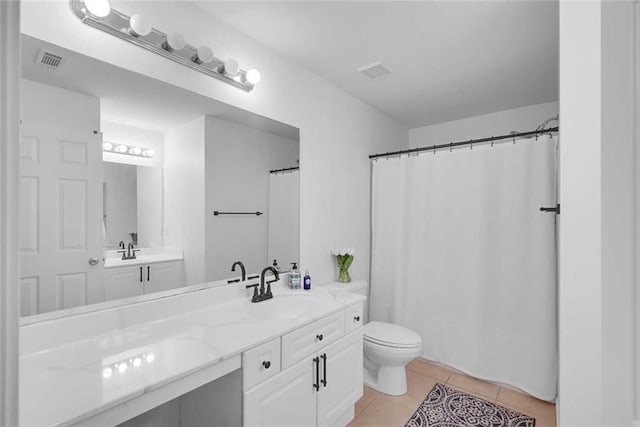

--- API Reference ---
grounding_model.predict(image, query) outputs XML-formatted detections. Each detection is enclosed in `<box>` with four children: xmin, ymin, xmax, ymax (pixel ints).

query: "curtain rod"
<box><xmin>269</xmin><ymin>166</ymin><xmax>299</xmax><ymax>174</ymax></box>
<box><xmin>369</xmin><ymin>126</ymin><xmax>559</xmax><ymax>160</ymax></box>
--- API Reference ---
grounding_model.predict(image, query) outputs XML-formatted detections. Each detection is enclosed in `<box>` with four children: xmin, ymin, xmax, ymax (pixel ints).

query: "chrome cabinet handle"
<box><xmin>354</xmin><ymin>316</ymin><xmax>360</xmax><ymax>322</ymax></box>
<box><xmin>88</xmin><ymin>257</ymin><xmax>99</xmax><ymax>265</ymax></box>
<box><xmin>262</xmin><ymin>360</ymin><xmax>271</xmax><ymax>369</ymax></box>
<box><xmin>316</xmin><ymin>334</ymin><xmax>323</xmax><ymax>341</ymax></box>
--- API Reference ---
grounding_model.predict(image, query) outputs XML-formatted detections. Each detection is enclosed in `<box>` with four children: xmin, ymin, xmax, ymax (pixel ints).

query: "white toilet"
<box><xmin>363</xmin><ymin>321</ymin><xmax>422</xmax><ymax>396</ymax></box>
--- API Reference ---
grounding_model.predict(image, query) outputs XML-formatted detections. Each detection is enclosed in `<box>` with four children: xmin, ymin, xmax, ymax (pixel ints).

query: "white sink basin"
<box><xmin>246</xmin><ymin>294</ymin><xmax>317</xmax><ymax>320</ymax></box>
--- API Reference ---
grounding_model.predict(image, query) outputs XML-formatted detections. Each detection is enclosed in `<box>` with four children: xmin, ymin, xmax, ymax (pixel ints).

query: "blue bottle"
<box><xmin>303</xmin><ymin>270</ymin><xmax>311</xmax><ymax>290</ymax></box>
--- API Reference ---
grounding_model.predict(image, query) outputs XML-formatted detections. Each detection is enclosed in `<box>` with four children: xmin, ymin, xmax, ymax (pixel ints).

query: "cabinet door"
<box><xmin>316</xmin><ymin>330</ymin><xmax>363</xmax><ymax>427</ymax></box>
<box><xmin>104</xmin><ymin>265</ymin><xmax>143</xmax><ymax>301</ymax></box>
<box><xmin>144</xmin><ymin>261</ymin><xmax>183</xmax><ymax>295</ymax></box>
<box><xmin>244</xmin><ymin>356</ymin><xmax>317</xmax><ymax>427</ymax></box>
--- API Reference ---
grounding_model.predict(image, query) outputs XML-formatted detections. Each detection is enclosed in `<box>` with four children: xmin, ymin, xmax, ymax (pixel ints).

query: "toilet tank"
<box><xmin>322</xmin><ymin>280</ymin><xmax>369</xmax><ymax>323</ymax></box>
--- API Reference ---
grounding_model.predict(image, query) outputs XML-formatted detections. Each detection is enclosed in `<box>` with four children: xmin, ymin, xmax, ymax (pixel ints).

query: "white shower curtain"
<box><xmin>370</xmin><ymin>136</ymin><xmax>557</xmax><ymax>401</ymax></box>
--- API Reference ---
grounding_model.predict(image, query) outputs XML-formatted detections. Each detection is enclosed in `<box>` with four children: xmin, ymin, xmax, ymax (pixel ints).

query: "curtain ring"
<box><xmin>535</xmin><ymin>131</ymin><xmax>539</xmax><ymax>141</ymax></box>
<box><xmin>449</xmin><ymin>143</ymin><xmax>453</xmax><ymax>152</ymax></box>
<box><xmin>470</xmin><ymin>140</ymin><xmax>473</xmax><ymax>150</ymax></box>
<box><xmin>491</xmin><ymin>137</ymin><xmax>494</xmax><ymax>148</ymax></box>
<box><xmin>433</xmin><ymin>145</ymin><xmax>436</xmax><ymax>155</ymax></box>
<box><xmin>512</xmin><ymin>134</ymin><xmax>516</xmax><ymax>144</ymax></box>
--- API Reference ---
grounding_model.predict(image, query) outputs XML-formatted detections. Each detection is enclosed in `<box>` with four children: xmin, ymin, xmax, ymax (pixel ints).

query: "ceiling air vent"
<box><xmin>35</xmin><ymin>49</ymin><xmax>65</xmax><ymax>70</ymax></box>
<box><xmin>357</xmin><ymin>61</ymin><xmax>393</xmax><ymax>80</ymax></box>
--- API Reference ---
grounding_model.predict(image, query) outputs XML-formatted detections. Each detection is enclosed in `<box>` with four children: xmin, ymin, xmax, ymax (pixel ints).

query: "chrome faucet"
<box><xmin>231</xmin><ymin>261</ymin><xmax>246</xmax><ymax>281</ymax></box>
<box><xmin>118</xmin><ymin>242</ymin><xmax>139</xmax><ymax>260</ymax></box>
<box><xmin>245</xmin><ymin>266</ymin><xmax>279</xmax><ymax>303</ymax></box>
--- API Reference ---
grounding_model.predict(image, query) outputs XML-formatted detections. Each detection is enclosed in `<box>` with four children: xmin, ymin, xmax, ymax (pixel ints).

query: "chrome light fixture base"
<box><xmin>69</xmin><ymin>0</ymin><xmax>256</xmax><ymax>92</ymax></box>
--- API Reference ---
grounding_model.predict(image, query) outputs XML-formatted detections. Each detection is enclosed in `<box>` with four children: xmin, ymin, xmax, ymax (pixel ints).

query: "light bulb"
<box><xmin>102</xmin><ymin>142</ymin><xmax>113</xmax><ymax>151</ymax></box>
<box><xmin>118</xmin><ymin>362</ymin><xmax>128</xmax><ymax>373</ymax></box>
<box><xmin>221</xmin><ymin>58</ymin><xmax>239</xmax><ymax>76</ymax></box>
<box><xmin>163</xmin><ymin>32</ymin><xmax>185</xmax><ymax>52</ymax></box>
<box><xmin>84</xmin><ymin>0</ymin><xmax>110</xmax><ymax>18</ymax></box>
<box><xmin>116</xmin><ymin>144</ymin><xmax>128</xmax><ymax>153</ymax></box>
<box><xmin>145</xmin><ymin>353</ymin><xmax>155</xmax><ymax>363</ymax></box>
<box><xmin>245</xmin><ymin>69</ymin><xmax>261</xmax><ymax>85</ymax></box>
<box><xmin>143</xmin><ymin>149</ymin><xmax>155</xmax><ymax>157</ymax></box>
<box><xmin>133</xmin><ymin>357</ymin><xmax>142</xmax><ymax>368</ymax></box>
<box><xmin>102</xmin><ymin>367</ymin><xmax>113</xmax><ymax>378</ymax></box>
<box><xmin>129</xmin><ymin>14</ymin><xmax>151</xmax><ymax>37</ymax></box>
<box><xmin>129</xmin><ymin>147</ymin><xmax>142</xmax><ymax>155</ymax></box>
<box><xmin>193</xmin><ymin>45</ymin><xmax>214</xmax><ymax>65</ymax></box>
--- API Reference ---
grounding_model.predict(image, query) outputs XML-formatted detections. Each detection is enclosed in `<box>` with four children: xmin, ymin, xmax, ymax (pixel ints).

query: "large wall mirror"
<box><xmin>19</xmin><ymin>34</ymin><xmax>300</xmax><ymax>318</ymax></box>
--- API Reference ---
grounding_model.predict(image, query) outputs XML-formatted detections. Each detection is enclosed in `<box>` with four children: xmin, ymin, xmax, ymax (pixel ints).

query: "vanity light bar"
<box><xmin>69</xmin><ymin>0</ymin><xmax>261</xmax><ymax>91</ymax></box>
<box><xmin>103</xmin><ymin>142</ymin><xmax>155</xmax><ymax>158</ymax></box>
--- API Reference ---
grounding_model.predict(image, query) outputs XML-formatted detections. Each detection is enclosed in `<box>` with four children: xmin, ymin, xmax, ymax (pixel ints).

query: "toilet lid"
<box><xmin>363</xmin><ymin>321</ymin><xmax>422</xmax><ymax>348</ymax></box>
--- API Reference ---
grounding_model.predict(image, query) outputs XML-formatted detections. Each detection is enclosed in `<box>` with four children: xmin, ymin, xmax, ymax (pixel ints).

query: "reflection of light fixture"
<box><xmin>245</xmin><ymin>69</ymin><xmax>261</xmax><ymax>85</ymax></box>
<box><xmin>70</xmin><ymin>0</ymin><xmax>259</xmax><ymax>91</ymax></box>
<box><xmin>102</xmin><ymin>142</ymin><xmax>155</xmax><ymax>158</ymax></box>
<box><xmin>163</xmin><ymin>32</ymin><xmax>185</xmax><ymax>52</ymax></box>
<box><xmin>129</xmin><ymin>14</ymin><xmax>151</xmax><ymax>37</ymax></box>
<box><xmin>101</xmin><ymin>351</ymin><xmax>156</xmax><ymax>380</ymax></box>
<box><xmin>84</xmin><ymin>0</ymin><xmax>110</xmax><ymax>18</ymax></box>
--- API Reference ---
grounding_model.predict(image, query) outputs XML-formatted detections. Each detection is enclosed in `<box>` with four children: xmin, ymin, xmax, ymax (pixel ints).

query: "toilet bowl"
<box><xmin>363</xmin><ymin>321</ymin><xmax>422</xmax><ymax>396</ymax></box>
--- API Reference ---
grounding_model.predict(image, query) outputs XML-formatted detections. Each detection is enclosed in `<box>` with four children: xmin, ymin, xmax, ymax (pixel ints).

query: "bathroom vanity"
<box><xmin>103</xmin><ymin>248</ymin><xmax>184</xmax><ymax>300</ymax></box>
<box><xmin>19</xmin><ymin>280</ymin><xmax>364</xmax><ymax>427</ymax></box>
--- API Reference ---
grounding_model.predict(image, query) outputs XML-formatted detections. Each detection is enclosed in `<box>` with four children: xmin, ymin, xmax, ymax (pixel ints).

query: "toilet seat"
<box><xmin>364</xmin><ymin>321</ymin><xmax>422</xmax><ymax>349</ymax></box>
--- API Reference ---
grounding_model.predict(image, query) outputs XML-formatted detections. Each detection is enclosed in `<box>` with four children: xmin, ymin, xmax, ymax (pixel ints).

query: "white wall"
<box><xmin>101</xmin><ymin>121</ymin><xmax>164</xmax><ymax>167</ymax></box>
<box><xmin>164</xmin><ymin>117</ymin><xmax>205</xmax><ymax>285</ymax></box>
<box><xmin>1</xmin><ymin>2</ymin><xmax>21</xmax><ymax>423</ymax></box>
<box><xmin>103</xmin><ymin>162</ymin><xmax>137</xmax><ymax>247</ymax></box>
<box><xmin>20</xmin><ymin>1</ymin><xmax>409</xmax><ymax>285</ymax></box>
<box><xmin>21</xmin><ymin>79</ymin><xmax>100</xmax><ymax>130</ymax></box>
<box><xmin>137</xmin><ymin>166</ymin><xmax>162</xmax><ymax>248</ymax></box>
<box><xmin>558</xmin><ymin>1</ymin><xmax>637</xmax><ymax>425</ymax></box>
<box><xmin>409</xmin><ymin>102</ymin><xmax>558</xmax><ymax>148</ymax></box>
<box><xmin>204</xmin><ymin>117</ymin><xmax>299</xmax><ymax>281</ymax></box>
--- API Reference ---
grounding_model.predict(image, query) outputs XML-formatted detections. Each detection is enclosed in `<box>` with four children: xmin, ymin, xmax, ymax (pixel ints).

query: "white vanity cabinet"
<box><xmin>243</xmin><ymin>305</ymin><xmax>364</xmax><ymax>427</ymax></box>
<box><xmin>104</xmin><ymin>265</ymin><xmax>144</xmax><ymax>300</ymax></box>
<box><xmin>144</xmin><ymin>261</ymin><xmax>184</xmax><ymax>294</ymax></box>
<box><xmin>104</xmin><ymin>260</ymin><xmax>183</xmax><ymax>301</ymax></box>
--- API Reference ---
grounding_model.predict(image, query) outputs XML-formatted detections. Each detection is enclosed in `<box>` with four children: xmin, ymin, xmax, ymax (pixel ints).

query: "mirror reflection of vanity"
<box><xmin>19</xmin><ymin>34</ymin><xmax>300</xmax><ymax>318</ymax></box>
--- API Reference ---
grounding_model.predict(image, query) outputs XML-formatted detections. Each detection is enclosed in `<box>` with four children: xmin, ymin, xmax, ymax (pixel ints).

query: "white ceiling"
<box><xmin>21</xmin><ymin>35</ymin><xmax>299</xmax><ymax>139</ymax></box>
<box><xmin>194</xmin><ymin>1</ymin><xmax>559</xmax><ymax>128</ymax></box>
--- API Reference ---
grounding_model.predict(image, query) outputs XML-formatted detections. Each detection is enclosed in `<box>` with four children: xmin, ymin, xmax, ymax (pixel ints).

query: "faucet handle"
<box><xmin>246</xmin><ymin>283</ymin><xmax>259</xmax><ymax>302</ymax></box>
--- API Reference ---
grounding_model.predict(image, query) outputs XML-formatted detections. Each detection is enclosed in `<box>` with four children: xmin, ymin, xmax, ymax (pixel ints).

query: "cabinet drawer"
<box><xmin>344</xmin><ymin>303</ymin><xmax>363</xmax><ymax>333</ymax></box>
<box><xmin>282</xmin><ymin>310</ymin><xmax>345</xmax><ymax>369</ymax></box>
<box><xmin>243</xmin><ymin>337</ymin><xmax>281</xmax><ymax>390</ymax></box>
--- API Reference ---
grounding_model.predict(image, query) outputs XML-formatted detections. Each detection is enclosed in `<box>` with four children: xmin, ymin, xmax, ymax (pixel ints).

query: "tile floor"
<box><xmin>348</xmin><ymin>358</ymin><xmax>556</xmax><ymax>427</ymax></box>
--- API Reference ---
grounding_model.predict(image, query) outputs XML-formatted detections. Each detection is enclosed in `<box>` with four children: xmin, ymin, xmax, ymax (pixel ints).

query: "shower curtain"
<box><xmin>370</xmin><ymin>136</ymin><xmax>557</xmax><ymax>401</ymax></box>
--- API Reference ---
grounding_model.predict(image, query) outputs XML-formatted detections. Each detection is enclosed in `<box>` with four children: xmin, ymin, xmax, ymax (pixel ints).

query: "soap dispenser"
<box><xmin>289</xmin><ymin>262</ymin><xmax>301</xmax><ymax>289</ymax></box>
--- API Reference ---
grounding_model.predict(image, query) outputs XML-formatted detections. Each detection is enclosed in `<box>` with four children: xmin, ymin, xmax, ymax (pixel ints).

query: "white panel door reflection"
<box><xmin>19</xmin><ymin>124</ymin><xmax>103</xmax><ymax>315</ymax></box>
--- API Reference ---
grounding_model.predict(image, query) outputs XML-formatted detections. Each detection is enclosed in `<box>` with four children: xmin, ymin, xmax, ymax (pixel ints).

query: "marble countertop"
<box><xmin>19</xmin><ymin>281</ymin><xmax>365</xmax><ymax>426</ymax></box>
<box><xmin>104</xmin><ymin>247</ymin><xmax>183</xmax><ymax>268</ymax></box>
